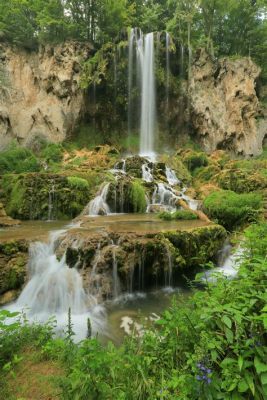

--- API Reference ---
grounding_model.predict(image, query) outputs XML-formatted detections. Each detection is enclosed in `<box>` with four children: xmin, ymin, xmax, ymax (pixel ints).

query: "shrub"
<box><xmin>183</xmin><ymin>151</ymin><xmax>209</xmax><ymax>172</ymax></box>
<box><xmin>159</xmin><ymin>210</ymin><xmax>198</xmax><ymax>220</ymax></box>
<box><xmin>67</xmin><ymin>176</ymin><xmax>90</xmax><ymax>190</ymax></box>
<box><xmin>129</xmin><ymin>181</ymin><xmax>147</xmax><ymax>213</ymax></box>
<box><xmin>40</xmin><ymin>143</ymin><xmax>64</xmax><ymax>163</ymax></box>
<box><xmin>0</xmin><ymin>145</ymin><xmax>40</xmax><ymax>174</ymax></box>
<box><xmin>203</xmin><ymin>190</ymin><xmax>262</xmax><ymax>230</ymax></box>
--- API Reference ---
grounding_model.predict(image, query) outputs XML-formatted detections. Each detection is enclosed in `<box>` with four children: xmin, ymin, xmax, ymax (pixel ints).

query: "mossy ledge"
<box><xmin>60</xmin><ymin>224</ymin><xmax>227</xmax><ymax>300</ymax></box>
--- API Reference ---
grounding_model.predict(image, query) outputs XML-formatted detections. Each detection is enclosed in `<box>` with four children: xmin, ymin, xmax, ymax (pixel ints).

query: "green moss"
<box><xmin>159</xmin><ymin>210</ymin><xmax>198</xmax><ymax>221</ymax></box>
<box><xmin>0</xmin><ymin>144</ymin><xmax>40</xmax><ymax>174</ymax></box>
<box><xmin>182</xmin><ymin>151</ymin><xmax>209</xmax><ymax>173</ymax></box>
<box><xmin>67</xmin><ymin>176</ymin><xmax>90</xmax><ymax>190</ymax></box>
<box><xmin>40</xmin><ymin>143</ymin><xmax>64</xmax><ymax>163</ymax></box>
<box><xmin>203</xmin><ymin>190</ymin><xmax>263</xmax><ymax>230</ymax></box>
<box><xmin>216</xmin><ymin>168</ymin><xmax>267</xmax><ymax>193</ymax></box>
<box><xmin>129</xmin><ymin>180</ymin><xmax>147</xmax><ymax>213</ymax></box>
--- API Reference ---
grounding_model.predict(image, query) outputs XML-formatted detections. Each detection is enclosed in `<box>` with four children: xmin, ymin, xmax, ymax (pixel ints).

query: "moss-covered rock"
<box><xmin>0</xmin><ymin>172</ymin><xmax>106</xmax><ymax>220</ymax></box>
<box><xmin>107</xmin><ymin>177</ymin><xmax>147</xmax><ymax>213</ymax></box>
<box><xmin>59</xmin><ymin>223</ymin><xmax>227</xmax><ymax>299</ymax></box>
<box><xmin>0</xmin><ymin>240</ymin><xmax>28</xmax><ymax>302</ymax></box>
<box><xmin>215</xmin><ymin>168</ymin><xmax>267</xmax><ymax>193</ymax></box>
<box><xmin>203</xmin><ymin>190</ymin><xmax>263</xmax><ymax>230</ymax></box>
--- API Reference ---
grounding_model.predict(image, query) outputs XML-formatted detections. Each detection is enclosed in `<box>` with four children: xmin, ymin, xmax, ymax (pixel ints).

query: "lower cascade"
<box><xmin>8</xmin><ymin>230</ymin><xmax>106</xmax><ymax>341</ymax></box>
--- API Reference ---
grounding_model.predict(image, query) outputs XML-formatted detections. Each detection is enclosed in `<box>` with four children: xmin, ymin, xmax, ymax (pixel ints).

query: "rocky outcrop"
<box><xmin>0</xmin><ymin>41</ymin><xmax>92</xmax><ymax>149</ymax></box>
<box><xmin>0</xmin><ymin>239</ymin><xmax>28</xmax><ymax>305</ymax></box>
<box><xmin>58</xmin><ymin>221</ymin><xmax>227</xmax><ymax>301</ymax></box>
<box><xmin>190</xmin><ymin>49</ymin><xmax>266</xmax><ymax>156</ymax></box>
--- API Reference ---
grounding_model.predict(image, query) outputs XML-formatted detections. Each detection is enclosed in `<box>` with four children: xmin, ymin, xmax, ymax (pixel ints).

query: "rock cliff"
<box><xmin>190</xmin><ymin>49</ymin><xmax>266</xmax><ymax>156</ymax></box>
<box><xmin>0</xmin><ymin>41</ymin><xmax>92</xmax><ymax>149</ymax></box>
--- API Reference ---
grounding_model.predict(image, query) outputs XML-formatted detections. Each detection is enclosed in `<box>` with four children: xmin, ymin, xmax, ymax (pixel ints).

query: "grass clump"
<box><xmin>129</xmin><ymin>180</ymin><xmax>147</xmax><ymax>213</ymax></box>
<box><xmin>67</xmin><ymin>176</ymin><xmax>89</xmax><ymax>190</ymax></box>
<box><xmin>0</xmin><ymin>144</ymin><xmax>40</xmax><ymax>174</ymax></box>
<box><xmin>203</xmin><ymin>190</ymin><xmax>262</xmax><ymax>230</ymax></box>
<box><xmin>40</xmin><ymin>143</ymin><xmax>64</xmax><ymax>163</ymax></box>
<box><xmin>183</xmin><ymin>151</ymin><xmax>209</xmax><ymax>173</ymax></box>
<box><xmin>159</xmin><ymin>210</ymin><xmax>198</xmax><ymax>220</ymax></box>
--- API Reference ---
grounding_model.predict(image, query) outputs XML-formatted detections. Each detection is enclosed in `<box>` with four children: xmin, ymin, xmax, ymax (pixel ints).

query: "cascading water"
<box><xmin>88</xmin><ymin>183</ymin><xmax>110</xmax><ymax>216</ymax></box>
<box><xmin>8</xmin><ymin>230</ymin><xmax>106</xmax><ymax>341</ymax></box>
<box><xmin>48</xmin><ymin>180</ymin><xmax>55</xmax><ymax>221</ymax></box>
<box><xmin>165</xmin><ymin>167</ymin><xmax>180</xmax><ymax>186</ymax></box>
<box><xmin>166</xmin><ymin>32</ymin><xmax>170</xmax><ymax>111</ymax></box>
<box><xmin>142</xmin><ymin>163</ymin><xmax>153</xmax><ymax>182</ymax></box>
<box><xmin>140</xmin><ymin>32</ymin><xmax>156</xmax><ymax>158</ymax></box>
<box><xmin>112</xmin><ymin>245</ymin><xmax>120</xmax><ymax>298</ymax></box>
<box><xmin>128</xmin><ymin>29</ymin><xmax>157</xmax><ymax>158</ymax></box>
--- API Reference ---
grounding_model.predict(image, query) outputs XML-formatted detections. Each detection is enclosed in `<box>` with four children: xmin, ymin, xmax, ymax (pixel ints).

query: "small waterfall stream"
<box><xmin>8</xmin><ymin>230</ymin><xmax>106</xmax><ymax>341</ymax></box>
<box><xmin>140</xmin><ymin>32</ymin><xmax>156</xmax><ymax>158</ymax></box>
<box><xmin>88</xmin><ymin>183</ymin><xmax>110</xmax><ymax>216</ymax></box>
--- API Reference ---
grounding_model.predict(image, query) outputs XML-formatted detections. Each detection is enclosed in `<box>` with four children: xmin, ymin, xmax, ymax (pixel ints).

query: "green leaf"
<box><xmin>245</xmin><ymin>373</ymin><xmax>255</xmax><ymax>396</ymax></box>
<box><xmin>261</xmin><ymin>372</ymin><xmax>267</xmax><ymax>386</ymax></box>
<box><xmin>238</xmin><ymin>356</ymin><xmax>243</xmax><ymax>372</ymax></box>
<box><xmin>254</xmin><ymin>357</ymin><xmax>267</xmax><ymax>374</ymax></box>
<box><xmin>225</xmin><ymin>328</ymin><xmax>234</xmax><ymax>344</ymax></box>
<box><xmin>238</xmin><ymin>379</ymin><xmax>249</xmax><ymax>393</ymax></box>
<box><xmin>222</xmin><ymin>315</ymin><xmax>232</xmax><ymax>329</ymax></box>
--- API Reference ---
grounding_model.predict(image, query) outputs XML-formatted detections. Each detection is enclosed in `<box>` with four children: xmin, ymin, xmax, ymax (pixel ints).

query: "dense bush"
<box><xmin>129</xmin><ymin>180</ymin><xmax>147</xmax><ymax>213</ymax></box>
<box><xmin>159</xmin><ymin>210</ymin><xmax>198</xmax><ymax>221</ymax></box>
<box><xmin>183</xmin><ymin>152</ymin><xmax>209</xmax><ymax>173</ymax></box>
<box><xmin>0</xmin><ymin>145</ymin><xmax>40</xmax><ymax>174</ymax></box>
<box><xmin>40</xmin><ymin>143</ymin><xmax>64</xmax><ymax>163</ymax></box>
<box><xmin>203</xmin><ymin>190</ymin><xmax>262</xmax><ymax>230</ymax></box>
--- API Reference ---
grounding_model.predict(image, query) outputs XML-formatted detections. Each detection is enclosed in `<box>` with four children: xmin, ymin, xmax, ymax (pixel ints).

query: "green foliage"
<box><xmin>67</xmin><ymin>176</ymin><xmax>89</xmax><ymax>190</ymax></box>
<box><xmin>0</xmin><ymin>144</ymin><xmax>40</xmax><ymax>174</ymax></box>
<box><xmin>129</xmin><ymin>180</ymin><xmax>147</xmax><ymax>213</ymax></box>
<box><xmin>159</xmin><ymin>210</ymin><xmax>198</xmax><ymax>221</ymax></box>
<box><xmin>183</xmin><ymin>151</ymin><xmax>209</xmax><ymax>173</ymax></box>
<box><xmin>40</xmin><ymin>143</ymin><xmax>64</xmax><ymax>163</ymax></box>
<box><xmin>203</xmin><ymin>190</ymin><xmax>262</xmax><ymax>230</ymax></box>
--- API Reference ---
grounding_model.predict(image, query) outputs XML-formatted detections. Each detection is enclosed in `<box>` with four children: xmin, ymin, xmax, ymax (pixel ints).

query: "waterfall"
<box><xmin>88</xmin><ymin>183</ymin><xmax>110</xmax><ymax>216</ymax></box>
<box><xmin>128</xmin><ymin>29</ymin><xmax>158</xmax><ymax>157</ymax></box>
<box><xmin>142</xmin><ymin>163</ymin><xmax>153</xmax><ymax>182</ymax></box>
<box><xmin>180</xmin><ymin>44</ymin><xmax>184</xmax><ymax>78</ymax></box>
<box><xmin>112</xmin><ymin>245</ymin><xmax>120</xmax><ymax>298</ymax></box>
<box><xmin>140</xmin><ymin>32</ymin><xmax>156</xmax><ymax>158</ymax></box>
<box><xmin>166</xmin><ymin>32</ymin><xmax>170</xmax><ymax>111</ymax></box>
<box><xmin>151</xmin><ymin>183</ymin><xmax>178</xmax><ymax>210</ymax></box>
<box><xmin>128</xmin><ymin>29</ymin><xmax>135</xmax><ymax>136</ymax></box>
<box><xmin>8</xmin><ymin>230</ymin><xmax>106</xmax><ymax>340</ymax></box>
<box><xmin>164</xmin><ymin>244</ymin><xmax>173</xmax><ymax>288</ymax></box>
<box><xmin>165</xmin><ymin>167</ymin><xmax>180</xmax><ymax>186</ymax></box>
<box><xmin>48</xmin><ymin>180</ymin><xmax>55</xmax><ymax>221</ymax></box>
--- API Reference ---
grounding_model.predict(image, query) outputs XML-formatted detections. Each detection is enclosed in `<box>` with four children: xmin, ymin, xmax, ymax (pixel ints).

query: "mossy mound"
<box><xmin>107</xmin><ymin>177</ymin><xmax>147</xmax><ymax>213</ymax></box>
<box><xmin>215</xmin><ymin>168</ymin><xmax>267</xmax><ymax>193</ymax></box>
<box><xmin>178</xmin><ymin>149</ymin><xmax>209</xmax><ymax>173</ymax></box>
<box><xmin>203</xmin><ymin>190</ymin><xmax>263</xmax><ymax>230</ymax></box>
<box><xmin>0</xmin><ymin>172</ymin><xmax>105</xmax><ymax>220</ymax></box>
<box><xmin>0</xmin><ymin>240</ymin><xmax>28</xmax><ymax>301</ymax></box>
<box><xmin>159</xmin><ymin>210</ymin><xmax>198</xmax><ymax>221</ymax></box>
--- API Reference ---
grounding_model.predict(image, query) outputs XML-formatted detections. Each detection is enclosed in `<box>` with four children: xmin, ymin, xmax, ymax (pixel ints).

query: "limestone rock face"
<box><xmin>0</xmin><ymin>41</ymin><xmax>92</xmax><ymax>149</ymax></box>
<box><xmin>190</xmin><ymin>49</ymin><xmax>266</xmax><ymax>156</ymax></box>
